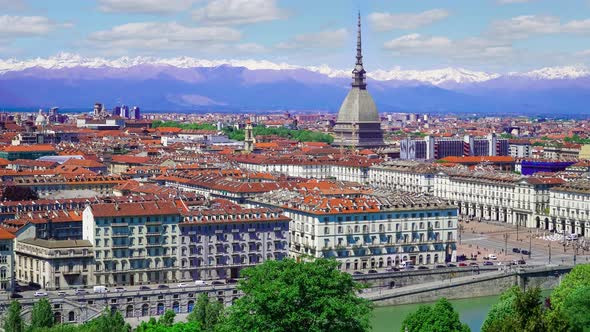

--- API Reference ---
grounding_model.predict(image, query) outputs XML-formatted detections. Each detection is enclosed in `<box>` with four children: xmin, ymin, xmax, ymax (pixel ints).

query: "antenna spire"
<box><xmin>352</xmin><ymin>11</ymin><xmax>367</xmax><ymax>89</ymax></box>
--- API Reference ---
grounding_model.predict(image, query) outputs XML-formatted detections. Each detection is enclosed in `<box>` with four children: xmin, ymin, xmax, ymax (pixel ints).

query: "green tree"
<box><xmin>482</xmin><ymin>287</ymin><xmax>548</xmax><ymax>332</ymax></box>
<box><xmin>187</xmin><ymin>293</ymin><xmax>223</xmax><ymax>331</ymax></box>
<box><xmin>482</xmin><ymin>287</ymin><xmax>519</xmax><ymax>332</ymax></box>
<box><xmin>561</xmin><ymin>285</ymin><xmax>590</xmax><ymax>332</ymax></box>
<box><xmin>551</xmin><ymin>264</ymin><xmax>590</xmax><ymax>312</ymax></box>
<box><xmin>220</xmin><ymin>258</ymin><xmax>372</xmax><ymax>332</ymax></box>
<box><xmin>401</xmin><ymin>298</ymin><xmax>470</xmax><ymax>332</ymax></box>
<box><xmin>158</xmin><ymin>310</ymin><xmax>176</xmax><ymax>327</ymax></box>
<box><xmin>4</xmin><ymin>300</ymin><xmax>24</xmax><ymax>332</ymax></box>
<box><xmin>30</xmin><ymin>298</ymin><xmax>54</xmax><ymax>330</ymax></box>
<box><xmin>89</xmin><ymin>307</ymin><xmax>130</xmax><ymax>332</ymax></box>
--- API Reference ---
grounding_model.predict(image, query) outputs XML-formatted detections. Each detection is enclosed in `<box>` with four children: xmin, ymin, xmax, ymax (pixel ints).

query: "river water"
<box><xmin>370</xmin><ymin>294</ymin><xmax>502</xmax><ymax>332</ymax></box>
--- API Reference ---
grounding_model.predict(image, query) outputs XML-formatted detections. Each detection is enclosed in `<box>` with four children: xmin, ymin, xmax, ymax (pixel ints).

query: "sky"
<box><xmin>2</xmin><ymin>0</ymin><xmax>590</xmax><ymax>73</ymax></box>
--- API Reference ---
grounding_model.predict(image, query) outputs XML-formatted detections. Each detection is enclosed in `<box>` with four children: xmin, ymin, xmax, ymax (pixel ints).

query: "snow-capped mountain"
<box><xmin>3</xmin><ymin>53</ymin><xmax>588</xmax><ymax>86</ymax></box>
<box><xmin>1</xmin><ymin>53</ymin><xmax>590</xmax><ymax>114</ymax></box>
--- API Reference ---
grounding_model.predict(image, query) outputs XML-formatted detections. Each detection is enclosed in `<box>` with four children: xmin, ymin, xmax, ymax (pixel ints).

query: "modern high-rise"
<box><xmin>333</xmin><ymin>14</ymin><xmax>384</xmax><ymax>149</ymax></box>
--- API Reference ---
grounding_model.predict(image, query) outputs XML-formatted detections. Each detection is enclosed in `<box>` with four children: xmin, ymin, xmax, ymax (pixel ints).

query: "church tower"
<box><xmin>244</xmin><ymin>120</ymin><xmax>255</xmax><ymax>153</ymax></box>
<box><xmin>333</xmin><ymin>13</ymin><xmax>384</xmax><ymax>148</ymax></box>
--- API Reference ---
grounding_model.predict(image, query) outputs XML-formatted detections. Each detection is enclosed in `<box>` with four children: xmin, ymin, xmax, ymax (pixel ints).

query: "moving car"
<box><xmin>417</xmin><ymin>266</ymin><xmax>429</xmax><ymax>270</ymax></box>
<box><xmin>367</xmin><ymin>269</ymin><xmax>378</xmax><ymax>274</ymax></box>
<box><xmin>114</xmin><ymin>287</ymin><xmax>126</xmax><ymax>292</ymax></box>
<box><xmin>157</xmin><ymin>285</ymin><xmax>169</xmax><ymax>289</ymax></box>
<box><xmin>75</xmin><ymin>289</ymin><xmax>88</xmax><ymax>295</ymax></box>
<box><xmin>521</xmin><ymin>249</ymin><xmax>530</xmax><ymax>255</ymax></box>
<box><xmin>57</xmin><ymin>291</ymin><xmax>67</xmax><ymax>296</ymax></box>
<box><xmin>483</xmin><ymin>261</ymin><xmax>494</xmax><ymax>266</ymax></box>
<box><xmin>140</xmin><ymin>286</ymin><xmax>151</xmax><ymax>291</ymax></box>
<box><xmin>488</xmin><ymin>254</ymin><xmax>497</xmax><ymax>260</ymax></box>
<box><xmin>177</xmin><ymin>283</ymin><xmax>188</xmax><ymax>288</ymax></box>
<box><xmin>194</xmin><ymin>280</ymin><xmax>207</xmax><ymax>286</ymax></box>
<box><xmin>458</xmin><ymin>262</ymin><xmax>468</xmax><ymax>267</ymax></box>
<box><xmin>93</xmin><ymin>286</ymin><xmax>108</xmax><ymax>293</ymax></box>
<box><xmin>34</xmin><ymin>291</ymin><xmax>48</xmax><ymax>297</ymax></box>
<box><xmin>512</xmin><ymin>248</ymin><xmax>521</xmax><ymax>253</ymax></box>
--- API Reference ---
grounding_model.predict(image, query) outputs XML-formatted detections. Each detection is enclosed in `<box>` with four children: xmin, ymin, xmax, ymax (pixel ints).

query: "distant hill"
<box><xmin>1</xmin><ymin>54</ymin><xmax>590</xmax><ymax>116</ymax></box>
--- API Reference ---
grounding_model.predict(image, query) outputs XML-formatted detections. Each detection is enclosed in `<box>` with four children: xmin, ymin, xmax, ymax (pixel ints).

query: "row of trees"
<box><xmin>151</xmin><ymin>119</ymin><xmax>334</xmax><ymax>143</ymax></box>
<box><xmin>151</xmin><ymin>120</ymin><xmax>216</xmax><ymax>131</ymax></box>
<box><xmin>400</xmin><ymin>264</ymin><xmax>590</xmax><ymax>332</ymax></box>
<box><xmin>4</xmin><ymin>259</ymin><xmax>372</xmax><ymax>332</ymax></box>
<box><xmin>221</xmin><ymin>126</ymin><xmax>334</xmax><ymax>143</ymax></box>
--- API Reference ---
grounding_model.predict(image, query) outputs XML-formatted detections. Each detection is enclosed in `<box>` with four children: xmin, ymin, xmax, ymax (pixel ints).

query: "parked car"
<box><xmin>469</xmin><ymin>262</ymin><xmax>479</xmax><ymax>267</ymax></box>
<box><xmin>512</xmin><ymin>248</ymin><xmax>521</xmax><ymax>253</ymax></box>
<box><xmin>367</xmin><ymin>269</ymin><xmax>378</xmax><ymax>274</ymax></box>
<box><xmin>115</xmin><ymin>287</ymin><xmax>126</xmax><ymax>292</ymax></box>
<box><xmin>518</xmin><ymin>260</ymin><xmax>526</xmax><ymax>265</ymax></box>
<box><xmin>57</xmin><ymin>291</ymin><xmax>67</xmax><ymax>296</ymax></box>
<box><xmin>10</xmin><ymin>293</ymin><xmax>23</xmax><ymax>298</ymax></box>
<box><xmin>211</xmin><ymin>280</ymin><xmax>225</xmax><ymax>285</ymax></box>
<box><xmin>458</xmin><ymin>262</ymin><xmax>468</xmax><ymax>267</ymax></box>
<box><xmin>488</xmin><ymin>254</ymin><xmax>498</xmax><ymax>260</ymax></box>
<box><xmin>225</xmin><ymin>279</ymin><xmax>238</xmax><ymax>284</ymax></box>
<box><xmin>139</xmin><ymin>286</ymin><xmax>151</xmax><ymax>291</ymax></box>
<box><xmin>177</xmin><ymin>283</ymin><xmax>188</xmax><ymax>288</ymax></box>
<box><xmin>157</xmin><ymin>285</ymin><xmax>169</xmax><ymax>289</ymax></box>
<box><xmin>436</xmin><ymin>264</ymin><xmax>447</xmax><ymax>269</ymax></box>
<box><xmin>483</xmin><ymin>261</ymin><xmax>494</xmax><ymax>266</ymax></box>
<box><xmin>446</xmin><ymin>263</ymin><xmax>457</xmax><ymax>268</ymax></box>
<box><xmin>353</xmin><ymin>271</ymin><xmax>364</xmax><ymax>275</ymax></box>
<box><xmin>194</xmin><ymin>280</ymin><xmax>207</xmax><ymax>286</ymax></box>
<box><xmin>521</xmin><ymin>250</ymin><xmax>530</xmax><ymax>255</ymax></box>
<box><xmin>386</xmin><ymin>266</ymin><xmax>400</xmax><ymax>272</ymax></box>
<box><xmin>34</xmin><ymin>291</ymin><xmax>48</xmax><ymax>297</ymax></box>
<box><xmin>417</xmin><ymin>266</ymin><xmax>429</xmax><ymax>270</ymax></box>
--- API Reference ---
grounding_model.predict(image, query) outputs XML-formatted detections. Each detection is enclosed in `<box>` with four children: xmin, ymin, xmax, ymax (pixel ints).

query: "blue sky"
<box><xmin>2</xmin><ymin>0</ymin><xmax>590</xmax><ymax>72</ymax></box>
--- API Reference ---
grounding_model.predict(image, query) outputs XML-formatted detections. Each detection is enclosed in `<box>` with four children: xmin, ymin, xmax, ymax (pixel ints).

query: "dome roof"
<box><xmin>35</xmin><ymin>109</ymin><xmax>47</xmax><ymax>126</ymax></box>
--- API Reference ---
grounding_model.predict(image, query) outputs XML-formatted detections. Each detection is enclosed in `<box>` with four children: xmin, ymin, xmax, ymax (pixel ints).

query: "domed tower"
<box><xmin>35</xmin><ymin>109</ymin><xmax>47</xmax><ymax>131</ymax></box>
<box><xmin>333</xmin><ymin>13</ymin><xmax>384</xmax><ymax>148</ymax></box>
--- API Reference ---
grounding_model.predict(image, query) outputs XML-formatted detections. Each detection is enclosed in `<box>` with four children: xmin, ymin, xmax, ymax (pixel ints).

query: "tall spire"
<box><xmin>352</xmin><ymin>11</ymin><xmax>367</xmax><ymax>89</ymax></box>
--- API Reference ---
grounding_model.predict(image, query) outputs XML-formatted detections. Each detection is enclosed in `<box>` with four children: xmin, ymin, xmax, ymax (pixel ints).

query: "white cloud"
<box><xmin>88</xmin><ymin>22</ymin><xmax>242</xmax><ymax>52</ymax></box>
<box><xmin>276</xmin><ymin>28</ymin><xmax>348</xmax><ymax>50</ymax></box>
<box><xmin>192</xmin><ymin>0</ymin><xmax>287</xmax><ymax>25</ymax></box>
<box><xmin>383</xmin><ymin>33</ymin><xmax>516</xmax><ymax>65</ymax></box>
<box><xmin>384</xmin><ymin>34</ymin><xmax>452</xmax><ymax>52</ymax></box>
<box><xmin>488</xmin><ymin>15</ymin><xmax>560</xmax><ymax>39</ymax></box>
<box><xmin>368</xmin><ymin>9</ymin><xmax>450</xmax><ymax>31</ymax></box>
<box><xmin>0</xmin><ymin>15</ymin><xmax>72</xmax><ymax>38</ymax></box>
<box><xmin>0</xmin><ymin>0</ymin><xmax>27</xmax><ymax>11</ymax></box>
<box><xmin>487</xmin><ymin>15</ymin><xmax>590</xmax><ymax>40</ymax></box>
<box><xmin>97</xmin><ymin>0</ymin><xmax>196</xmax><ymax>14</ymax></box>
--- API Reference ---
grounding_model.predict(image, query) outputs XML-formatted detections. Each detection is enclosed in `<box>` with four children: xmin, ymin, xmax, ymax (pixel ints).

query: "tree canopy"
<box><xmin>4</xmin><ymin>300</ymin><xmax>24</xmax><ymax>332</ymax></box>
<box><xmin>220</xmin><ymin>258</ymin><xmax>372</xmax><ymax>332</ymax></box>
<box><xmin>2</xmin><ymin>186</ymin><xmax>39</xmax><ymax>201</ymax></box>
<box><xmin>187</xmin><ymin>293</ymin><xmax>223</xmax><ymax>332</ymax></box>
<box><xmin>401</xmin><ymin>298</ymin><xmax>470</xmax><ymax>332</ymax></box>
<box><xmin>29</xmin><ymin>298</ymin><xmax>54</xmax><ymax>331</ymax></box>
<box><xmin>152</xmin><ymin>120</ymin><xmax>216</xmax><ymax>131</ymax></box>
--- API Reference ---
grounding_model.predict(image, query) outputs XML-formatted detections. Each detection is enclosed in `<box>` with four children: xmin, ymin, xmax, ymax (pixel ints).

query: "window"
<box><xmin>324</xmin><ymin>227</ymin><xmax>330</xmax><ymax>235</ymax></box>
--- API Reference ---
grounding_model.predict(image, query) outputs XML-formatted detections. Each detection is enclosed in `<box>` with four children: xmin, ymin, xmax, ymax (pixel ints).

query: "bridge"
<box><xmin>358</xmin><ymin>265</ymin><xmax>573</xmax><ymax>306</ymax></box>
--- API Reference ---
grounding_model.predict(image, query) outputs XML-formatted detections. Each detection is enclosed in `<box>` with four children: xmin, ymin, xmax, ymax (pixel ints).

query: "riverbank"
<box><xmin>371</xmin><ymin>290</ymin><xmax>553</xmax><ymax>332</ymax></box>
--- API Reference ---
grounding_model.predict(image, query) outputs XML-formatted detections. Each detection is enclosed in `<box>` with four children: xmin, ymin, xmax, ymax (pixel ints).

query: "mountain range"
<box><xmin>1</xmin><ymin>53</ymin><xmax>590</xmax><ymax>116</ymax></box>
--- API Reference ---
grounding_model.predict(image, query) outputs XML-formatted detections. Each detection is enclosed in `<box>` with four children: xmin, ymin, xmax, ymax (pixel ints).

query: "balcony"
<box><xmin>111</xmin><ymin>222</ymin><xmax>128</xmax><ymax>227</ymax></box>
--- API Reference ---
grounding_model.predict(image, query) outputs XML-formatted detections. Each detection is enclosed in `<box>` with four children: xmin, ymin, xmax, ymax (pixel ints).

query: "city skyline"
<box><xmin>2</xmin><ymin>0</ymin><xmax>590</xmax><ymax>73</ymax></box>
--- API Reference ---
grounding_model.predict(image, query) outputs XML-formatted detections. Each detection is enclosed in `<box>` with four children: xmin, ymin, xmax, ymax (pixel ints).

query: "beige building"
<box><xmin>14</xmin><ymin>239</ymin><xmax>94</xmax><ymax>290</ymax></box>
<box><xmin>83</xmin><ymin>201</ymin><xmax>183</xmax><ymax>286</ymax></box>
<box><xmin>0</xmin><ymin>228</ymin><xmax>15</xmax><ymax>294</ymax></box>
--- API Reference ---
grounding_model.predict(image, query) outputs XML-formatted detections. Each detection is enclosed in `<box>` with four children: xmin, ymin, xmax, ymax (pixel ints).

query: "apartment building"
<box><xmin>0</xmin><ymin>228</ymin><xmax>15</xmax><ymax>293</ymax></box>
<box><xmin>82</xmin><ymin>201</ymin><xmax>183</xmax><ymax>286</ymax></box>
<box><xmin>434</xmin><ymin>168</ymin><xmax>564</xmax><ymax>228</ymax></box>
<box><xmin>368</xmin><ymin>161</ymin><xmax>436</xmax><ymax>193</ymax></box>
<box><xmin>251</xmin><ymin>189</ymin><xmax>458</xmax><ymax>270</ymax></box>
<box><xmin>14</xmin><ymin>239</ymin><xmax>94</xmax><ymax>290</ymax></box>
<box><xmin>178</xmin><ymin>200</ymin><xmax>290</xmax><ymax>281</ymax></box>
<box><xmin>549</xmin><ymin>181</ymin><xmax>590</xmax><ymax>236</ymax></box>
